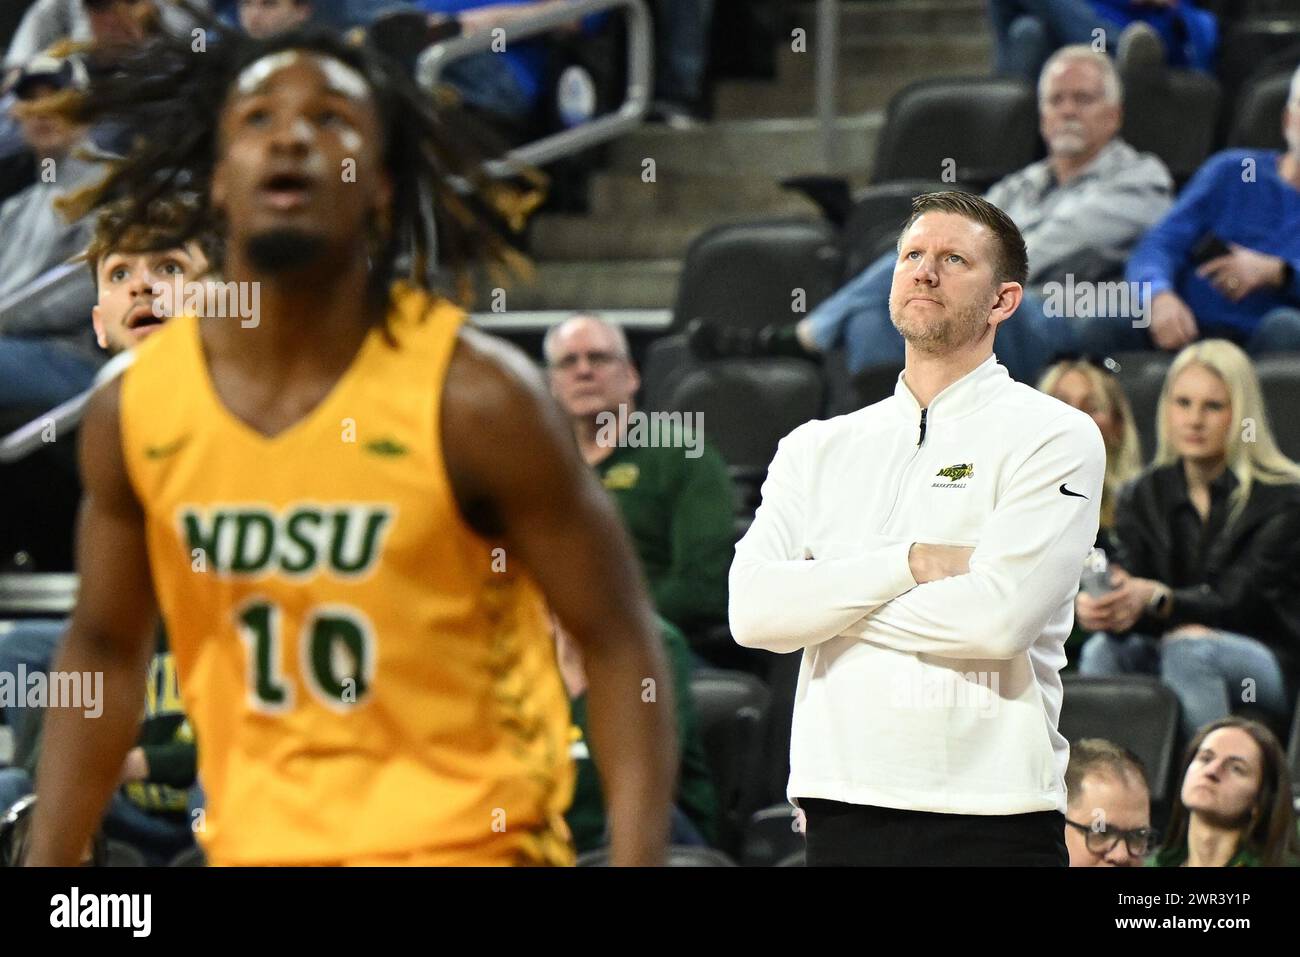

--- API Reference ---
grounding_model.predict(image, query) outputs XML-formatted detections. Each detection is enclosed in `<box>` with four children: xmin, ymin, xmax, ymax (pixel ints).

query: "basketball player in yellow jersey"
<box><xmin>27</xmin><ymin>28</ymin><xmax>676</xmax><ymax>865</ymax></box>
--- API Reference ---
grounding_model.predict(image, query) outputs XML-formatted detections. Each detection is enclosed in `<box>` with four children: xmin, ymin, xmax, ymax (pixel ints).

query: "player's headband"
<box><xmin>235</xmin><ymin>50</ymin><xmax>371</xmax><ymax>103</ymax></box>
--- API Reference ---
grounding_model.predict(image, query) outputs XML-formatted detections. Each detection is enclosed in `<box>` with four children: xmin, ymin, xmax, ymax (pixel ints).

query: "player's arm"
<box><xmin>729</xmin><ymin>425</ymin><xmax>918</xmax><ymax>653</ymax></box>
<box><xmin>25</xmin><ymin>378</ymin><xmax>159</xmax><ymax>866</ymax></box>
<box><xmin>442</xmin><ymin>327</ymin><xmax>675</xmax><ymax>866</ymax></box>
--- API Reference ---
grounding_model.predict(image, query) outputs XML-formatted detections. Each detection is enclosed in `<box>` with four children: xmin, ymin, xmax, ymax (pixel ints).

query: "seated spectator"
<box><xmin>0</xmin><ymin>627</ymin><xmax>199</xmax><ymax>865</ymax></box>
<box><xmin>1</xmin><ymin>0</ymin><xmax>173</xmax><ymax>166</ymax></box>
<box><xmin>1081</xmin><ymin>62</ymin><xmax>1300</xmax><ymax>358</ymax></box>
<box><xmin>410</xmin><ymin>1</ymin><xmax>578</xmax><ymax>128</ymax></box>
<box><xmin>1064</xmin><ymin>738</ymin><xmax>1154</xmax><ymax>866</ymax></box>
<box><xmin>647</xmin><ymin>0</ymin><xmax>713</xmax><ymax>127</ymax></box>
<box><xmin>1038</xmin><ymin>354</ymin><xmax>1142</xmax><ymax>546</ymax></box>
<box><xmin>3</xmin><ymin>0</ymin><xmax>206</xmax><ymax>70</ymax></box>
<box><xmin>545</xmin><ymin>312</ymin><xmax>733</xmax><ymax>634</ymax></box>
<box><xmin>988</xmin><ymin>0</ymin><xmax>1217</xmax><ymax>83</ymax></box>
<box><xmin>691</xmin><ymin>46</ymin><xmax>1173</xmax><ymax>385</ymax></box>
<box><xmin>0</xmin><ymin>51</ymin><xmax>107</xmax><ymax>411</ymax></box>
<box><xmin>1077</xmin><ymin>340</ymin><xmax>1300</xmax><ymax>739</ymax></box>
<box><xmin>0</xmin><ymin>193</ymin><xmax>212</xmax><ymax>689</ymax></box>
<box><xmin>1151</xmin><ymin>716</ymin><xmax>1298</xmax><ymax>866</ymax></box>
<box><xmin>1038</xmin><ymin>354</ymin><xmax>1143</xmax><ymax>665</ymax></box>
<box><xmin>555</xmin><ymin>615</ymin><xmax>717</xmax><ymax>852</ymax></box>
<box><xmin>237</xmin><ymin>0</ymin><xmax>311</xmax><ymax>37</ymax></box>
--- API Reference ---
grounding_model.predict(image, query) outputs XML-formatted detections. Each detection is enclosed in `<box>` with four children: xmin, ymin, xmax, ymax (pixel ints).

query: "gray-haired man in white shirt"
<box><xmin>731</xmin><ymin>191</ymin><xmax>1106</xmax><ymax>866</ymax></box>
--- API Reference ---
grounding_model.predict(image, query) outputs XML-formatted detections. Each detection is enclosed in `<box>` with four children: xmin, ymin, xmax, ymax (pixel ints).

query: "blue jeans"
<box><xmin>988</xmin><ymin>0</ymin><xmax>1122</xmax><ymax>81</ymax></box>
<box><xmin>102</xmin><ymin>791</ymin><xmax>198</xmax><ymax>866</ymax></box>
<box><xmin>1075</xmin><ymin>305</ymin><xmax>1300</xmax><ymax>357</ymax></box>
<box><xmin>1079</xmin><ymin>630</ymin><xmax>1289</xmax><ymax>739</ymax></box>
<box><xmin>0</xmin><ymin>339</ymin><xmax>100</xmax><ymax>411</ymax></box>
<box><xmin>0</xmin><ymin>619</ymin><xmax>64</xmax><ymax>764</ymax></box>
<box><xmin>805</xmin><ymin>251</ymin><xmax>1079</xmax><ymax>383</ymax></box>
<box><xmin>654</xmin><ymin>0</ymin><xmax>715</xmax><ymax>105</ymax></box>
<box><xmin>443</xmin><ymin>52</ymin><xmax>535</xmax><ymax>121</ymax></box>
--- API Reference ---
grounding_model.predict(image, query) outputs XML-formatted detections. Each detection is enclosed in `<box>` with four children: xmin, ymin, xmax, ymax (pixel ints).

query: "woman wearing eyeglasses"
<box><xmin>1152</xmin><ymin>717</ymin><xmax>1298</xmax><ymax>867</ymax></box>
<box><xmin>1075</xmin><ymin>340</ymin><xmax>1300</xmax><ymax>739</ymax></box>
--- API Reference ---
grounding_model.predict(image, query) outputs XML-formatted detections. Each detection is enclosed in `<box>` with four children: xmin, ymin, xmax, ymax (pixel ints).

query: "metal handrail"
<box><xmin>0</xmin><ymin>350</ymin><xmax>134</xmax><ymax>464</ymax></box>
<box><xmin>416</xmin><ymin>0</ymin><xmax>653</xmax><ymax>177</ymax></box>
<box><xmin>0</xmin><ymin>573</ymin><xmax>78</xmax><ymax>616</ymax></box>
<box><xmin>815</xmin><ymin>0</ymin><xmax>841</xmax><ymax>172</ymax></box>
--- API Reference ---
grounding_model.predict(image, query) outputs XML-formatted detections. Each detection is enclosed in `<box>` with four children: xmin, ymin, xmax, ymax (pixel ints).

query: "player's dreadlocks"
<box><xmin>58</xmin><ymin>17</ymin><xmax>543</xmax><ymax>311</ymax></box>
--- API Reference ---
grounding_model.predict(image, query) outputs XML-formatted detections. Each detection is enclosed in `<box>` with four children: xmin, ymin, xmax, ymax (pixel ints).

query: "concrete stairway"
<box><xmin>496</xmin><ymin>0</ymin><xmax>993</xmax><ymax>313</ymax></box>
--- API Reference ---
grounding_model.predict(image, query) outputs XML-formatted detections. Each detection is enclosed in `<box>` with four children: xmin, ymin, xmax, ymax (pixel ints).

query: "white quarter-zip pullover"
<box><xmin>730</xmin><ymin>354</ymin><xmax>1105</xmax><ymax>815</ymax></box>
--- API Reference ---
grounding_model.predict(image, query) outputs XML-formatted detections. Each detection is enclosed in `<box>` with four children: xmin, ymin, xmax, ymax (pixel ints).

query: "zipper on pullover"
<box><xmin>881</xmin><ymin>408</ymin><xmax>930</xmax><ymax>530</ymax></box>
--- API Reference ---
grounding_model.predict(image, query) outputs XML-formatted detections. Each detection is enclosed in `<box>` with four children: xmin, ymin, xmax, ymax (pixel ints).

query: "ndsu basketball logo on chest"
<box><xmin>178</xmin><ymin>503</ymin><xmax>397</xmax><ymax>580</ymax></box>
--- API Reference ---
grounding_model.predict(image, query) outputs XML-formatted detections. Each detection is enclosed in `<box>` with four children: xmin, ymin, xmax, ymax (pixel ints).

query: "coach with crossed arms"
<box><xmin>731</xmin><ymin>192</ymin><xmax>1106</xmax><ymax>866</ymax></box>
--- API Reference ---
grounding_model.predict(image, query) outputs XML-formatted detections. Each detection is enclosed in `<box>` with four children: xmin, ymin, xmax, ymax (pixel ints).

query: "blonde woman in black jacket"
<box><xmin>1077</xmin><ymin>340</ymin><xmax>1300</xmax><ymax>739</ymax></box>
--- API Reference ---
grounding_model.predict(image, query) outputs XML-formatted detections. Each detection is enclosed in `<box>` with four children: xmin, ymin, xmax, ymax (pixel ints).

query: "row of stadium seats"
<box><xmin>687</xmin><ymin>663</ymin><xmax>1300</xmax><ymax>865</ymax></box>
<box><xmin>638</xmin><ymin>337</ymin><xmax>1300</xmax><ymax>526</ymax></box>
<box><xmin>785</xmin><ymin>60</ymin><xmax>1291</xmax><ymax>237</ymax></box>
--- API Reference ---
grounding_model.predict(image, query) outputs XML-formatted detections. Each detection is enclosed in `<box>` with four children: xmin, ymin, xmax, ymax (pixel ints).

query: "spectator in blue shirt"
<box><xmin>413</xmin><ymin>1</ymin><xmax>570</xmax><ymax>123</ymax></box>
<box><xmin>989</xmin><ymin>0</ymin><xmax>1218</xmax><ymax>83</ymax></box>
<box><xmin>1077</xmin><ymin>64</ymin><xmax>1300</xmax><ymax>358</ymax></box>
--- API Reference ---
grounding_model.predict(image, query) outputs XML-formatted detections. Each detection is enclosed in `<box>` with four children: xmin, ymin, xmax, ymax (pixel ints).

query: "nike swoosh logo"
<box><xmin>363</xmin><ymin>438</ymin><xmax>409</xmax><ymax>457</ymax></box>
<box><xmin>1059</xmin><ymin>484</ymin><xmax>1087</xmax><ymax>499</ymax></box>
<box><xmin>144</xmin><ymin>436</ymin><xmax>189</xmax><ymax>460</ymax></box>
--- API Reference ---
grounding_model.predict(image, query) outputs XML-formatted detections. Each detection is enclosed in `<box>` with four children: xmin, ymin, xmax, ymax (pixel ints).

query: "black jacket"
<box><xmin>1111</xmin><ymin>462</ymin><xmax>1300</xmax><ymax>672</ymax></box>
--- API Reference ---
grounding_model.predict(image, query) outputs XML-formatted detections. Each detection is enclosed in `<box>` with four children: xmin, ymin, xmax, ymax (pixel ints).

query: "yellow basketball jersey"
<box><xmin>118</xmin><ymin>284</ymin><xmax>574</xmax><ymax>866</ymax></box>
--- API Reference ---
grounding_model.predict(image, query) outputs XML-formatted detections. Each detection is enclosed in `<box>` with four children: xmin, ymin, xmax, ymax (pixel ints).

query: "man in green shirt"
<box><xmin>555</xmin><ymin>615</ymin><xmax>718</xmax><ymax>852</ymax></box>
<box><xmin>546</xmin><ymin>313</ymin><xmax>734</xmax><ymax>633</ymax></box>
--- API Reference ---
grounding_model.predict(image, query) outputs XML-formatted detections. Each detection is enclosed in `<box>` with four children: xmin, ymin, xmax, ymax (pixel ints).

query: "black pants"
<box><xmin>800</xmin><ymin>799</ymin><xmax>1067</xmax><ymax>866</ymax></box>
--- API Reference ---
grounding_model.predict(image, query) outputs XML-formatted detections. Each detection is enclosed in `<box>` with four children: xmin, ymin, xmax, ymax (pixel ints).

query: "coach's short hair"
<box><xmin>1065</xmin><ymin>738</ymin><xmax>1150</xmax><ymax>808</ymax></box>
<box><xmin>1289</xmin><ymin>62</ymin><xmax>1300</xmax><ymax>106</ymax></box>
<box><xmin>898</xmin><ymin>191</ymin><xmax>1029</xmax><ymax>287</ymax></box>
<box><xmin>1038</xmin><ymin>45</ymin><xmax>1123</xmax><ymax>106</ymax></box>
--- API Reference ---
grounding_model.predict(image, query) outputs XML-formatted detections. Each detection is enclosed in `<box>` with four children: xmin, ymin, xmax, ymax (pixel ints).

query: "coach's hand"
<box><xmin>1149</xmin><ymin>291</ymin><xmax>1198</xmax><ymax>351</ymax></box>
<box><xmin>908</xmin><ymin>543</ymin><xmax>974</xmax><ymax>584</ymax></box>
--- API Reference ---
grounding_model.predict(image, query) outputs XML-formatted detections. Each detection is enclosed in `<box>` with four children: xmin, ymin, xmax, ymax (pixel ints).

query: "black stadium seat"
<box><xmin>839</xmin><ymin>179</ymin><xmax>955</xmax><ymax>279</ymax></box>
<box><xmin>1113</xmin><ymin>351</ymin><xmax>1173</xmax><ymax>462</ymax></box>
<box><xmin>739</xmin><ymin>802</ymin><xmax>804</xmax><ymax>866</ymax></box>
<box><xmin>689</xmin><ymin>668</ymin><xmax>771</xmax><ymax>854</ymax></box>
<box><xmin>671</xmin><ymin>219</ymin><xmax>843</xmax><ymax>334</ymax></box>
<box><xmin>1059</xmin><ymin>675</ymin><xmax>1181</xmax><ymax>806</ymax></box>
<box><xmin>1121</xmin><ymin>70</ymin><xmax>1222</xmax><ymax>187</ymax></box>
<box><xmin>662</xmin><ymin>358</ymin><xmax>824</xmax><ymax>476</ymax></box>
<box><xmin>871</xmin><ymin>77</ymin><xmax>1041</xmax><ymax>192</ymax></box>
<box><xmin>1254</xmin><ymin>356</ymin><xmax>1300</xmax><ymax>460</ymax></box>
<box><xmin>1228</xmin><ymin>69</ymin><xmax>1292</xmax><ymax>148</ymax></box>
<box><xmin>1216</xmin><ymin>18</ymin><xmax>1300</xmax><ymax>108</ymax></box>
